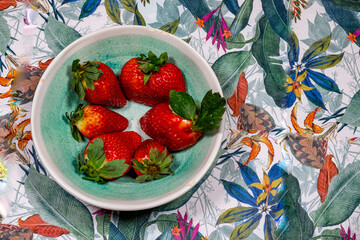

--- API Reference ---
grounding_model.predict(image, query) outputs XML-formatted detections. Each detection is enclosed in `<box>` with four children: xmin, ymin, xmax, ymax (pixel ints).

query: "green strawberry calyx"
<box><xmin>71</xmin><ymin>59</ymin><xmax>103</xmax><ymax>100</ymax></box>
<box><xmin>136</xmin><ymin>51</ymin><xmax>168</xmax><ymax>84</ymax></box>
<box><xmin>133</xmin><ymin>147</ymin><xmax>174</xmax><ymax>183</ymax></box>
<box><xmin>65</xmin><ymin>103</ymin><xmax>85</xmax><ymax>142</ymax></box>
<box><xmin>77</xmin><ymin>138</ymin><xmax>129</xmax><ymax>184</ymax></box>
<box><xmin>169</xmin><ymin>90</ymin><xmax>226</xmax><ymax>132</ymax></box>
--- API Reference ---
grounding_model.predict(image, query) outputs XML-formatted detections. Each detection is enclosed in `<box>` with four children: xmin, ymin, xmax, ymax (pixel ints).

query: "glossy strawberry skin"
<box><xmin>133</xmin><ymin>139</ymin><xmax>169</xmax><ymax>176</ymax></box>
<box><xmin>140</xmin><ymin>103</ymin><xmax>202</xmax><ymax>151</ymax></box>
<box><xmin>84</xmin><ymin>131</ymin><xmax>142</xmax><ymax>177</ymax></box>
<box><xmin>76</xmin><ymin>104</ymin><xmax>128</xmax><ymax>139</ymax></box>
<box><xmin>119</xmin><ymin>58</ymin><xmax>186</xmax><ymax>106</ymax></box>
<box><xmin>85</xmin><ymin>62</ymin><xmax>127</xmax><ymax>107</ymax></box>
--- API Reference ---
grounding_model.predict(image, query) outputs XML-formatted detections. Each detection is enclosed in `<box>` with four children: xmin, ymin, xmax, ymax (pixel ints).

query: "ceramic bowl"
<box><xmin>31</xmin><ymin>25</ymin><xmax>224</xmax><ymax>211</ymax></box>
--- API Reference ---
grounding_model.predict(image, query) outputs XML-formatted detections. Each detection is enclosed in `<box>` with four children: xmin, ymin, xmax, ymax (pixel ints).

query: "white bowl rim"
<box><xmin>31</xmin><ymin>25</ymin><xmax>225</xmax><ymax>211</ymax></box>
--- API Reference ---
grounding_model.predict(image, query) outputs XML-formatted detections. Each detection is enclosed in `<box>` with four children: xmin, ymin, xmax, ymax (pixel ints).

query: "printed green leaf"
<box><xmin>224</xmin><ymin>0</ymin><xmax>240</xmax><ymax>15</ymax></box>
<box><xmin>155</xmin><ymin>2</ymin><xmax>179</xmax><ymax>27</ymax></box>
<box><xmin>329</xmin><ymin>0</ymin><xmax>360</xmax><ymax>11</ymax></box>
<box><xmin>306</xmin><ymin>53</ymin><xmax>344</xmax><ymax>69</ymax></box>
<box><xmin>311</xmin><ymin>228</ymin><xmax>342</xmax><ymax>240</ymax></box>
<box><xmin>160</xmin><ymin>17</ymin><xmax>180</xmax><ymax>34</ymax></box>
<box><xmin>302</xmin><ymin>34</ymin><xmax>332</xmax><ymax>63</ymax></box>
<box><xmin>24</xmin><ymin>168</ymin><xmax>94</xmax><ymax>240</ymax></box>
<box><xmin>322</xmin><ymin>0</ymin><xmax>360</xmax><ymax>47</ymax></box>
<box><xmin>105</xmin><ymin>0</ymin><xmax>122</xmax><ymax>24</ymax></box>
<box><xmin>121</xmin><ymin>0</ymin><xmax>136</xmax><ymax>13</ymax></box>
<box><xmin>212</xmin><ymin>51</ymin><xmax>255</xmax><ymax>98</ymax></box>
<box><xmin>311</xmin><ymin>160</ymin><xmax>360</xmax><ymax>227</ymax></box>
<box><xmin>154</xmin><ymin>148</ymin><xmax>225</xmax><ymax>212</ymax></box>
<box><xmin>0</xmin><ymin>14</ymin><xmax>10</xmax><ymax>54</ymax></box>
<box><xmin>276</xmin><ymin>173</ymin><xmax>315</xmax><ymax>240</ymax></box>
<box><xmin>96</xmin><ymin>213</ymin><xmax>110</xmax><ymax>240</ymax></box>
<box><xmin>216</xmin><ymin>206</ymin><xmax>258</xmax><ymax>224</ymax></box>
<box><xmin>288</xmin><ymin>32</ymin><xmax>299</xmax><ymax>65</ymax></box>
<box><xmin>155</xmin><ymin>213</ymin><xmax>178</xmax><ymax>232</ymax></box>
<box><xmin>109</xmin><ymin>222</ymin><xmax>126</xmax><ymax>239</ymax></box>
<box><xmin>169</xmin><ymin>90</ymin><xmax>196</xmax><ymax>120</ymax></box>
<box><xmin>225</xmin><ymin>33</ymin><xmax>246</xmax><ymax>49</ymax></box>
<box><xmin>230</xmin><ymin>214</ymin><xmax>262</xmax><ymax>240</ymax></box>
<box><xmin>44</xmin><ymin>15</ymin><xmax>82</xmax><ymax>55</ymax></box>
<box><xmin>133</xmin><ymin>4</ymin><xmax>146</xmax><ymax>26</ymax></box>
<box><xmin>139</xmin><ymin>213</ymin><xmax>178</xmax><ymax>239</ymax></box>
<box><xmin>226</xmin><ymin>19</ymin><xmax>260</xmax><ymax>50</ymax></box>
<box><xmin>155</xmin><ymin>228</ymin><xmax>174</xmax><ymax>240</ymax></box>
<box><xmin>117</xmin><ymin>209</ymin><xmax>152</xmax><ymax>240</ymax></box>
<box><xmin>339</xmin><ymin>89</ymin><xmax>360</xmax><ymax>127</ymax></box>
<box><xmin>178</xmin><ymin>0</ymin><xmax>214</xmax><ymax>32</ymax></box>
<box><xmin>229</xmin><ymin>0</ymin><xmax>254</xmax><ymax>37</ymax></box>
<box><xmin>251</xmin><ymin>15</ymin><xmax>287</xmax><ymax>108</ymax></box>
<box><xmin>260</xmin><ymin>0</ymin><xmax>291</xmax><ymax>42</ymax></box>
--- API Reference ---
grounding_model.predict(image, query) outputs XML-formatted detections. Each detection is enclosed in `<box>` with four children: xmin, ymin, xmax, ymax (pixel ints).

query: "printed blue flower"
<box><xmin>286</xmin><ymin>33</ymin><xmax>343</xmax><ymax>109</ymax></box>
<box><xmin>217</xmin><ymin>163</ymin><xmax>284</xmax><ymax>239</ymax></box>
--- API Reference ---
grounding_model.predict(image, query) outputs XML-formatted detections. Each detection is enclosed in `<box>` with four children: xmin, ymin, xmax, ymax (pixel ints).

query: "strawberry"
<box><xmin>140</xmin><ymin>90</ymin><xmax>226</xmax><ymax>151</ymax></box>
<box><xmin>65</xmin><ymin>103</ymin><xmax>129</xmax><ymax>142</ymax></box>
<box><xmin>71</xmin><ymin>59</ymin><xmax>127</xmax><ymax>107</ymax></box>
<box><xmin>77</xmin><ymin>131</ymin><xmax>141</xmax><ymax>183</ymax></box>
<box><xmin>119</xmin><ymin>51</ymin><xmax>186</xmax><ymax>106</ymax></box>
<box><xmin>132</xmin><ymin>139</ymin><xmax>174</xmax><ymax>182</ymax></box>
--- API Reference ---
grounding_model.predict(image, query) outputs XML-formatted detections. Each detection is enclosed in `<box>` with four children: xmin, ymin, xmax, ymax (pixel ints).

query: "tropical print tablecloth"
<box><xmin>0</xmin><ymin>0</ymin><xmax>360</xmax><ymax>239</ymax></box>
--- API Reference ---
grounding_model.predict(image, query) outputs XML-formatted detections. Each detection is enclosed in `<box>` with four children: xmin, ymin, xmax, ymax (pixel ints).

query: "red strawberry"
<box><xmin>119</xmin><ymin>51</ymin><xmax>186</xmax><ymax>106</ymax></box>
<box><xmin>71</xmin><ymin>60</ymin><xmax>126</xmax><ymax>107</ymax></box>
<box><xmin>132</xmin><ymin>139</ymin><xmax>174</xmax><ymax>182</ymax></box>
<box><xmin>78</xmin><ymin>131</ymin><xmax>142</xmax><ymax>183</ymax></box>
<box><xmin>65</xmin><ymin>103</ymin><xmax>129</xmax><ymax>142</ymax></box>
<box><xmin>140</xmin><ymin>90</ymin><xmax>226</xmax><ymax>151</ymax></box>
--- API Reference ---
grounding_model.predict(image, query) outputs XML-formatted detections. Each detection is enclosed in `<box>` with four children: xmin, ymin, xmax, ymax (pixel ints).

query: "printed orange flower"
<box><xmin>286</xmin><ymin>70</ymin><xmax>314</xmax><ymax>102</ymax></box>
<box><xmin>0</xmin><ymin>68</ymin><xmax>16</xmax><ymax>87</ymax></box>
<box><xmin>222</xmin><ymin>30</ymin><xmax>231</xmax><ymax>39</ymax></box>
<box><xmin>194</xmin><ymin>5</ymin><xmax>230</xmax><ymax>52</ymax></box>
<box><xmin>38</xmin><ymin>58</ymin><xmax>54</xmax><ymax>70</ymax></box>
<box><xmin>241</xmin><ymin>133</ymin><xmax>274</xmax><ymax>169</ymax></box>
<box><xmin>349</xmin><ymin>137</ymin><xmax>358</xmax><ymax>143</ymax></box>
<box><xmin>9</xmin><ymin>103</ymin><xmax>26</xmax><ymax>122</ymax></box>
<box><xmin>171</xmin><ymin>226</ymin><xmax>181</xmax><ymax>236</ymax></box>
<box><xmin>0</xmin><ymin>68</ymin><xmax>18</xmax><ymax>101</ymax></box>
<box><xmin>248</xmin><ymin>170</ymin><xmax>282</xmax><ymax>209</ymax></box>
<box><xmin>291</xmin><ymin>102</ymin><xmax>324</xmax><ymax>136</ymax></box>
<box><xmin>202</xmin><ymin>237</ymin><xmax>212</xmax><ymax>240</ymax></box>
<box><xmin>347</xmin><ymin>32</ymin><xmax>357</xmax><ymax>43</ymax></box>
<box><xmin>195</xmin><ymin>18</ymin><xmax>204</xmax><ymax>28</ymax></box>
<box><xmin>5</xmin><ymin>119</ymin><xmax>31</xmax><ymax>152</ymax></box>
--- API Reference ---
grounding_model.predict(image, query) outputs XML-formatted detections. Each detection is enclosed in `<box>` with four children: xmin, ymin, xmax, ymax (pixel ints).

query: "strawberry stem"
<box><xmin>136</xmin><ymin>51</ymin><xmax>168</xmax><ymax>84</ymax></box>
<box><xmin>77</xmin><ymin>138</ymin><xmax>129</xmax><ymax>183</ymax></box>
<box><xmin>71</xmin><ymin>60</ymin><xmax>103</xmax><ymax>100</ymax></box>
<box><xmin>65</xmin><ymin>104</ymin><xmax>85</xmax><ymax>142</ymax></box>
<box><xmin>133</xmin><ymin>148</ymin><xmax>174</xmax><ymax>183</ymax></box>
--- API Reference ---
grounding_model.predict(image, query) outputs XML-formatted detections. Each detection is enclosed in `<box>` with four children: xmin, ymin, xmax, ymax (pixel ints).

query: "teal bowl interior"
<box><xmin>36</xmin><ymin>28</ymin><xmax>221</xmax><ymax>206</ymax></box>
